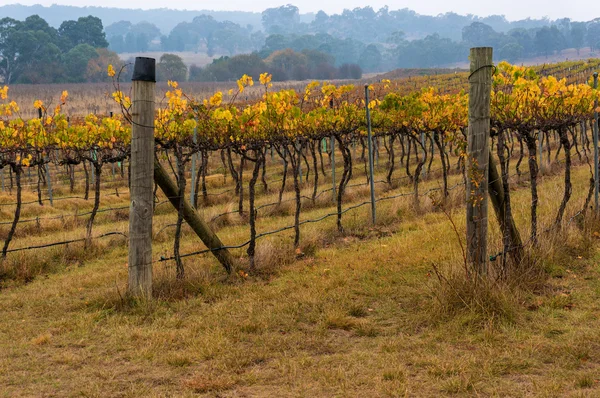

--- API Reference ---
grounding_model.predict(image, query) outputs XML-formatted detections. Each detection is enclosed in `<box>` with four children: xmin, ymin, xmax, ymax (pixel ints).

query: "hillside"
<box><xmin>0</xmin><ymin>144</ymin><xmax>598</xmax><ymax>396</ymax></box>
<box><xmin>1</xmin><ymin>58</ymin><xmax>600</xmax><ymax>396</ymax></box>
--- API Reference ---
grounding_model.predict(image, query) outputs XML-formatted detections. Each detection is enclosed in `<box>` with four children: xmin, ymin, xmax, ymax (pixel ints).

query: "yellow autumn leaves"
<box><xmin>1</xmin><ymin>62</ymin><xmax>598</xmax><ymax>162</ymax></box>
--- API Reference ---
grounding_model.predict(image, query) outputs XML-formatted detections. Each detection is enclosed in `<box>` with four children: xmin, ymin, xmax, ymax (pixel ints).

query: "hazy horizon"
<box><xmin>2</xmin><ymin>0</ymin><xmax>598</xmax><ymax>22</ymax></box>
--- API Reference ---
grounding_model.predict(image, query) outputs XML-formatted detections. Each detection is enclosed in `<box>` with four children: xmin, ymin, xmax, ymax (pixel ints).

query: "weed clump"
<box><xmin>429</xmin><ymin>268</ymin><xmax>520</xmax><ymax>327</ymax></box>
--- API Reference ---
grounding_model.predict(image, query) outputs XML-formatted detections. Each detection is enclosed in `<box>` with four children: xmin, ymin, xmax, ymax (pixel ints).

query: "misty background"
<box><xmin>1</xmin><ymin>3</ymin><xmax>599</xmax><ymax>84</ymax></box>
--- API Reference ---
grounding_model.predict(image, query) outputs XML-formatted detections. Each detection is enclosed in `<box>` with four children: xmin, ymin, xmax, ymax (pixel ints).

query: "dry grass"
<box><xmin>252</xmin><ymin>238</ymin><xmax>296</xmax><ymax>276</ymax></box>
<box><xmin>0</xmin><ymin>149</ymin><xmax>599</xmax><ymax>396</ymax></box>
<box><xmin>6</xmin><ymin>77</ymin><xmax>366</xmax><ymax>119</ymax></box>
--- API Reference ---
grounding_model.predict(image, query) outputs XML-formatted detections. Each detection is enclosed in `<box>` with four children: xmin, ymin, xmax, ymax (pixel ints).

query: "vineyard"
<box><xmin>1</xmin><ymin>56</ymin><xmax>600</xmax><ymax>396</ymax></box>
<box><xmin>0</xmin><ymin>59</ymin><xmax>598</xmax><ymax>280</ymax></box>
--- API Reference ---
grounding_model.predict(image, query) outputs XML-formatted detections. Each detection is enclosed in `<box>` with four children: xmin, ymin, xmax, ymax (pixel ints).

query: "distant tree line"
<box><xmin>5</xmin><ymin>8</ymin><xmax>600</xmax><ymax>84</ymax></box>
<box><xmin>106</xmin><ymin>15</ymin><xmax>266</xmax><ymax>56</ymax></box>
<box><xmin>104</xmin><ymin>5</ymin><xmax>600</xmax><ymax>73</ymax></box>
<box><xmin>188</xmin><ymin>50</ymin><xmax>361</xmax><ymax>82</ymax></box>
<box><xmin>151</xmin><ymin>50</ymin><xmax>362</xmax><ymax>83</ymax></box>
<box><xmin>0</xmin><ymin>15</ymin><xmax>119</xmax><ymax>84</ymax></box>
<box><xmin>0</xmin><ymin>14</ymin><xmax>363</xmax><ymax>85</ymax></box>
<box><xmin>460</xmin><ymin>20</ymin><xmax>599</xmax><ymax>59</ymax></box>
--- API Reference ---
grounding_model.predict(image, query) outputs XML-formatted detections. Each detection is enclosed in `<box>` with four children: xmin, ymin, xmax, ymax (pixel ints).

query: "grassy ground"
<box><xmin>0</xmin><ymin>151</ymin><xmax>600</xmax><ymax>396</ymax></box>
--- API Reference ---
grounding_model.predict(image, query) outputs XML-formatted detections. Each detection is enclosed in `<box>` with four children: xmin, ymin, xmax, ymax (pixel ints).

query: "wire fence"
<box><xmin>0</xmin><ymin>160</ymin><xmax>451</xmax><ymax>258</ymax></box>
<box><xmin>3</xmin><ymin>231</ymin><xmax>127</xmax><ymax>254</ymax></box>
<box><xmin>0</xmin><ymin>133</ymin><xmax>585</xmax><ymax>274</ymax></box>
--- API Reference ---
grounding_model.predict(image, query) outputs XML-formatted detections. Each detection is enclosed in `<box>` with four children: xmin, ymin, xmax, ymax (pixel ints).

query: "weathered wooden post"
<box><xmin>329</xmin><ymin>99</ymin><xmax>336</xmax><ymax>202</ymax></box>
<box><xmin>38</xmin><ymin>108</ymin><xmax>54</xmax><ymax>205</ymax></box>
<box><xmin>154</xmin><ymin>160</ymin><xmax>235</xmax><ymax>274</ymax></box>
<box><xmin>190</xmin><ymin>122</ymin><xmax>198</xmax><ymax>207</ymax></box>
<box><xmin>297</xmin><ymin>138</ymin><xmax>303</xmax><ymax>184</ymax></box>
<box><xmin>593</xmin><ymin>72</ymin><xmax>599</xmax><ymax>216</ymax></box>
<box><xmin>466</xmin><ymin>47</ymin><xmax>493</xmax><ymax>276</ymax></box>
<box><xmin>364</xmin><ymin>85</ymin><xmax>376</xmax><ymax>224</ymax></box>
<box><xmin>330</xmin><ymin>134</ymin><xmax>336</xmax><ymax>201</ymax></box>
<box><xmin>538</xmin><ymin>131</ymin><xmax>544</xmax><ymax>173</ymax></box>
<box><xmin>45</xmin><ymin>158</ymin><xmax>53</xmax><ymax>206</ymax></box>
<box><xmin>421</xmin><ymin>131</ymin><xmax>426</xmax><ymax>178</ymax></box>
<box><xmin>128</xmin><ymin>57</ymin><xmax>155</xmax><ymax>297</ymax></box>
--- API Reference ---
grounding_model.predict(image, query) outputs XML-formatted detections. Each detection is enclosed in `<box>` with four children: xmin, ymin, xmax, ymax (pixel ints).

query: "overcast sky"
<box><xmin>5</xmin><ymin>0</ymin><xmax>599</xmax><ymax>21</ymax></box>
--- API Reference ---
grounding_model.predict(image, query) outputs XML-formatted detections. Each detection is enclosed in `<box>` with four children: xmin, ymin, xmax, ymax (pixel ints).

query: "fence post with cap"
<box><xmin>128</xmin><ymin>57</ymin><xmax>156</xmax><ymax>297</ymax></box>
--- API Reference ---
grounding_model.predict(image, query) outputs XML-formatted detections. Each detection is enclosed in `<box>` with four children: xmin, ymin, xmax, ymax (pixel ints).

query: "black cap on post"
<box><xmin>132</xmin><ymin>57</ymin><xmax>156</xmax><ymax>82</ymax></box>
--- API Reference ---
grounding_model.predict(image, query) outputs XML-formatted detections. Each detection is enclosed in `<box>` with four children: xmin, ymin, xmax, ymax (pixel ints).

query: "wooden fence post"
<box><xmin>190</xmin><ymin>122</ymin><xmax>198</xmax><ymax>207</ymax></box>
<box><xmin>593</xmin><ymin>72</ymin><xmax>598</xmax><ymax>216</ymax></box>
<box><xmin>38</xmin><ymin>107</ymin><xmax>54</xmax><ymax>205</ymax></box>
<box><xmin>466</xmin><ymin>47</ymin><xmax>493</xmax><ymax>276</ymax></box>
<box><xmin>329</xmin><ymin>99</ymin><xmax>336</xmax><ymax>202</ymax></box>
<box><xmin>364</xmin><ymin>85</ymin><xmax>376</xmax><ymax>224</ymax></box>
<box><xmin>128</xmin><ymin>57</ymin><xmax>155</xmax><ymax>297</ymax></box>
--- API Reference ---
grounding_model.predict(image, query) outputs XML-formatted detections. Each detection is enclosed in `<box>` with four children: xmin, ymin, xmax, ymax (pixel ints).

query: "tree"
<box><xmin>135</xmin><ymin>33</ymin><xmax>149</xmax><ymax>52</ymax></box>
<box><xmin>105</xmin><ymin>21</ymin><xmax>160</xmax><ymax>53</ymax></box>
<box><xmin>0</xmin><ymin>14</ymin><xmax>115</xmax><ymax>83</ymax></box>
<box><xmin>157</xmin><ymin>53</ymin><xmax>187</xmax><ymax>82</ymax></box>
<box><xmin>0</xmin><ymin>17</ymin><xmax>22</xmax><ymax>83</ymax></box>
<box><xmin>130</xmin><ymin>22</ymin><xmax>161</xmax><ymax>42</ymax></box>
<box><xmin>198</xmin><ymin>56</ymin><xmax>233</xmax><ymax>81</ymax></box>
<box><xmin>130</xmin><ymin>22</ymin><xmax>161</xmax><ymax>52</ymax></box>
<box><xmin>108</xmin><ymin>35</ymin><xmax>125</xmax><ymax>53</ymax></box>
<box><xmin>302</xmin><ymin>49</ymin><xmax>334</xmax><ymax>70</ymax></box>
<box><xmin>188</xmin><ymin>64</ymin><xmax>204</xmax><ymax>81</ymax></box>
<box><xmin>508</xmin><ymin>28</ymin><xmax>534</xmax><ymax>56</ymax></box>
<box><xmin>22</xmin><ymin>14</ymin><xmax>54</xmax><ymax>35</ymax></box>
<box><xmin>105</xmin><ymin>21</ymin><xmax>132</xmax><ymax>38</ymax></box>
<box><xmin>587</xmin><ymin>20</ymin><xmax>600</xmax><ymax>52</ymax></box>
<box><xmin>386</xmin><ymin>31</ymin><xmax>406</xmax><ymax>59</ymax></box>
<box><xmin>63</xmin><ymin>43</ymin><xmax>98</xmax><ymax>82</ymax></box>
<box><xmin>535</xmin><ymin>26</ymin><xmax>565</xmax><ymax>57</ymax></box>
<box><xmin>571</xmin><ymin>22</ymin><xmax>586</xmax><ymax>55</ymax></box>
<box><xmin>394</xmin><ymin>34</ymin><xmax>466</xmax><ymax>68</ymax></box>
<box><xmin>262</xmin><ymin>5</ymin><xmax>300</xmax><ymax>34</ymax></box>
<box><xmin>325</xmin><ymin>38</ymin><xmax>364</xmax><ymax>66</ymax></box>
<box><xmin>124</xmin><ymin>32</ymin><xmax>136</xmax><ymax>52</ymax></box>
<box><xmin>209</xmin><ymin>23</ymin><xmax>252</xmax><ymax>55</ymax></box>
<box><xmin>358</xmin><ymin>44</ymin><xmax>382</xmax><ymax>72</ymax></box>
<box><xmin>85</xmin><ymin>48</ymin><xmax>121</xmax><ymax>82</ymax></box>
<box><xmin>0</xmin><ymin>18</ymin><xmax>63</xmax><ymax>83</ymax></box>
<box><xmin>225</xmin><ymin>53</ymin><xmax>267</xmax><ymax>79</ymax></box>
<box><xmin>312</xmin><ymin>10</ymin><xmax>329</xmax><ymax>32</ymax></box>
<box><xmin>59</xmin><ymin>16</ymin><xmax>108</xmax><ymax>49</ymax></box>
<box><xmin>262</xmin><ymin>34</ymin><xmax>289</xmax><ymax>55</ymax></box>
<box><xmin>386</xmin><ymin>31</ymin><xmax>406</xmax><ymax>45</ymax></box>
<box><xmin>498</xmin><ymin>43</ymin><xmax>524</xmax><ymax>63</ymax></box>
<box><xmin>15</xmin><ymin>31</ymin><xmax>63</xmax><ymax>83</ymax></box>
<box><xmin>337</xmin><ymin>63</ymin><xmax>362</xmax><ymax>79</ymax></box>
<box><xmin>266</xmin><ymin>48</ymin><xmax>307</xmax><ymax>72</ymax></box>
<box><xmin>462</xmin><ymin>22</ymin><xmax>499</xmax><ymax>47</ymax></box>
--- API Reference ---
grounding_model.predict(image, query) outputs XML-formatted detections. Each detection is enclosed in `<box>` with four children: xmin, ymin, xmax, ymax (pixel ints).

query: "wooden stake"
<box><xmin>154</xmin><ymin>160</ymin><xmax>235</xmax><ymax>274</ymax></box>
<box><xmin>128</xmin><ymin>57</ymin><xmax>155</xmax><ymax>297</ymax></box>
<box><xmin>466</xmin><ymin>47</ymin><xmax>493</xmax><ymax>275</ymax></box>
